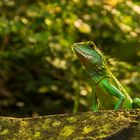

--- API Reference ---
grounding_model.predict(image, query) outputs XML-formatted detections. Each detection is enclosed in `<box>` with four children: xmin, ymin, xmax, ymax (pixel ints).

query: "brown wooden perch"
<box><xmin>0</xmin><ymin>109</ymin><xmax>140</xmax><ymax>140</ymax></box>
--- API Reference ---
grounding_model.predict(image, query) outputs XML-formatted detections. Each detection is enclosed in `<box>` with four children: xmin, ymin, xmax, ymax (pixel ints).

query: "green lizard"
<box><xmin>72</xmin><ymin>41</ymin><xmax>140</xmax><ymax>111</ymax></box>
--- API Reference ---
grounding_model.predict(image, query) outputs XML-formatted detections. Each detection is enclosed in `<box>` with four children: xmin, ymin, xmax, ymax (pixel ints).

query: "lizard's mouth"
<box><xmin>73</xmin><ymin>47</ymin><xmax>93</xmax><ymax>60</ymax></box>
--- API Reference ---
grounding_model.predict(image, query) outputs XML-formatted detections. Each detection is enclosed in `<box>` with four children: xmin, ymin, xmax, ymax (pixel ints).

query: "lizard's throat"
<box><xmin>74</xmin><ymin>49</ymin><xmax>99</xmax><ymax>75</ymax></box>
<box><xmin>76</xmin><ymin>54</ymin><xmax>98</xmax><ymax>76</ymax></box>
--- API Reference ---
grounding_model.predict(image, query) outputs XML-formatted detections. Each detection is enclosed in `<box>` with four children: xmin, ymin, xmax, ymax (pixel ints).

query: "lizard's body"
<box><xmin>72</xmin><ymin>41</ymin><xmax>140</xmax><ymax>111</ymax></box>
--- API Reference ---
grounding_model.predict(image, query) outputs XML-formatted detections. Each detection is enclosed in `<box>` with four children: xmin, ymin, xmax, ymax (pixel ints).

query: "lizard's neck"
<box><xmin>90</xmin><ymin>74</ymin><xmax>110</xmax><ymax>85</ymax></box>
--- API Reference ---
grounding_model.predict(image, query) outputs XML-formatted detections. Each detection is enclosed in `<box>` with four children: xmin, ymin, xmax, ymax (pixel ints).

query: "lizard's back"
<box><xmin>107</xmin><ymin>70</ymin><xmax>133</xmax><ymax>109</ymax></box>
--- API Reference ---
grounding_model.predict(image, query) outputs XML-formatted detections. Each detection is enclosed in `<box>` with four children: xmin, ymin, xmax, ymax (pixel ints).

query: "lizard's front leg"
<box><xmin>132</xmin><ymin>98</ymin><xmax>140</xmax><ymax>108</ymax></box>
<box><xmin>92</xmin><ymin>87</ymin><xmax>99</xmax><ymax>112</ymax></box>
<box><xmin>100</xmin><ymin>79</ymin><xmax>125</xmax><ymax>110</ymax></box>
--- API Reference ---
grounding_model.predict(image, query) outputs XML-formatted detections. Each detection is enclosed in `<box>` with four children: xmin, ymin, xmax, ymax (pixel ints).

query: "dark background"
<box><xmin>0</xmin><ymin>0</ymin><xmax>140</xmax><ymax>117</ymax></box>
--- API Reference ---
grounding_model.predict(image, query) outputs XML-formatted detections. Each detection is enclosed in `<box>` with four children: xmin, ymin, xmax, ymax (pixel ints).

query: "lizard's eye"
<box><xmin>88</xmin><ymin>42</ymin><xmax>94</xmax><ymax>49</ymax></box>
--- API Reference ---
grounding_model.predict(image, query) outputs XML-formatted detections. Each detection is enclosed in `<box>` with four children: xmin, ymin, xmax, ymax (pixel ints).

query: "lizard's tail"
<box><xmin>132</xmin><ymin>98</ymin><xmax>140</xmax><ymax>109</ymax></box>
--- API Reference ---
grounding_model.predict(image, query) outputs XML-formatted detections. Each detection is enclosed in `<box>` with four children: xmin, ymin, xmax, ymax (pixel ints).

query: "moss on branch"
<box><xmin>0</xmin><ymin>109</ymin><xmax>140</xmax><ymax>140</ymax></box>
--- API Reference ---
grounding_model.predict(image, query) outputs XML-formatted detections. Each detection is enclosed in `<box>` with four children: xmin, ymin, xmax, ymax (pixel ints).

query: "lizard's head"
<box><xmin>72</xmin><ymin>41</ymin><xmax>106</xmax><ymax>76</ymax></box>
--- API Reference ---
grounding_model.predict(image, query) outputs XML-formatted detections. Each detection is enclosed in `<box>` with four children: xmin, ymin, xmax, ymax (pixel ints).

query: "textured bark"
<box><xmin>0</xmin><ymin>109</ymin><xmax>139</xmax><ymax>140</ymax></box>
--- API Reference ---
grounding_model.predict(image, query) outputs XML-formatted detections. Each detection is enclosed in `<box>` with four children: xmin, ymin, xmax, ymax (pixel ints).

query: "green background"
<box><xmin>0</xmin><ymin>0</ymin><xmax>140</xmax><ymax>117</ymax></box>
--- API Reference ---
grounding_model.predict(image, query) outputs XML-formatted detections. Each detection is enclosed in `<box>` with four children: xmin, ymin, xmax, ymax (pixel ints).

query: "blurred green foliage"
<box><xmin>0</xmin><ymin>0</ymin><xmax>140</xmax><ymax>117</ymax></box>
